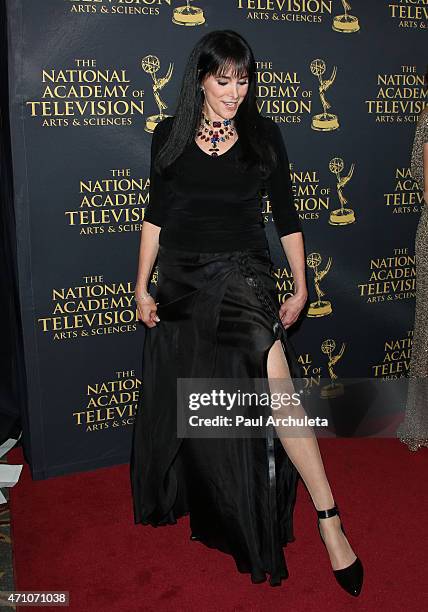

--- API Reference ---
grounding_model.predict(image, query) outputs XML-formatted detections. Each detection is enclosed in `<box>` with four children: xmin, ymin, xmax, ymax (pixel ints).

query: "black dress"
<box><xmin>130</xmin><ymin>115</ymin><xmax>304</xmax><ymax>586</ymax></box>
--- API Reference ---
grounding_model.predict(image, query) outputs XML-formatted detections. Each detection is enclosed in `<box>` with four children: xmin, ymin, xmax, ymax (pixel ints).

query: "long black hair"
<box><xmin>154</xmin><ymin>30</ymin><xmax>277</xmax><ymax>180</ymax></box>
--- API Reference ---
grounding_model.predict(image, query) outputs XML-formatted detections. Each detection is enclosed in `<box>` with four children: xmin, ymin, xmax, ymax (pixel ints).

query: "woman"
<box><xmin>397</xmin><ymin>99</ymin><xmax>428</xmax><ymax>451</ymax></box>
<box><xmin>130</xmin><ymin>30</ymin><xmax>363</xmax><ymax>594</ymax></box>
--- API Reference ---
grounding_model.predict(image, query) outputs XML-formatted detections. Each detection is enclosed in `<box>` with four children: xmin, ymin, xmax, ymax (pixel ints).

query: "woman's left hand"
<box><xmin>279</xmin><ymin>292</ymin><xmax>307</xmax><ymax>329</ymax></box>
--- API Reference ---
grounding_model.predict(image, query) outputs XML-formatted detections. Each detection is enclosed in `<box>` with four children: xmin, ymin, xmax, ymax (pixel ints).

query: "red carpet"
<box><xmin>7</xmin><ymin>440</ymin><xmax>428</xmax><ymax>611</ymax></box>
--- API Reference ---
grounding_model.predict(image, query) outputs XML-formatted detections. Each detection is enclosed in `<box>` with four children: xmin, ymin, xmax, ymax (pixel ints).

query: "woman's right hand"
<box><xmin>135</xmin><ymin>294</ymin><xmax>160</xmax><ymax>328</ymax></box>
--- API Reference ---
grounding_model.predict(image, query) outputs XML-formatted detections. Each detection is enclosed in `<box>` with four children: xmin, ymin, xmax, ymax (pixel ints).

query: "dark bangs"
<box><xmin>197</xmin><ymin>32</ymin><xmax>254</xmax><ymax>85</ymax></box>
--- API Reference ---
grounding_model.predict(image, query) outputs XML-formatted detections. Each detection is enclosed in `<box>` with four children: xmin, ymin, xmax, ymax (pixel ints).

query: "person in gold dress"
<box><xmin>397</xmin><ymin>104</ymin><xmax>428</xmax><ymax>451</ymax></box>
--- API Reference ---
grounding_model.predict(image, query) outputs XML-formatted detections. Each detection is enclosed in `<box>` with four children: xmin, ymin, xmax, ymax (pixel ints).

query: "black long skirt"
<box><xmin>130</xmin><ymin>245</ymin><xmax>303</xmax><ymax>586</ymax></box>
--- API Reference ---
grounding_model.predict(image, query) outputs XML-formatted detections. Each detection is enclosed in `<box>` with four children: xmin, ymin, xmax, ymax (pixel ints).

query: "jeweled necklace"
<box><xmin>197</xmin><ymin>112</ymin><xmax>236</xmax><ymax>157</ymax></box>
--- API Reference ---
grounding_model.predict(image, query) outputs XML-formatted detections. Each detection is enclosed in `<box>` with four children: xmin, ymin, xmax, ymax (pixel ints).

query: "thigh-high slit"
<box><xmin>130</xmin><ymin>245</ymin><xmax>303</xmax><ymax>586</ymax></box>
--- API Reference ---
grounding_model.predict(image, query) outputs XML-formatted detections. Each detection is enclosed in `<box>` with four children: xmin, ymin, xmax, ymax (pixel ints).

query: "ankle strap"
<box><xmin>317</xmin><ymin>504</ymin><xmax>339</xmax><ymax>519</ymax></box>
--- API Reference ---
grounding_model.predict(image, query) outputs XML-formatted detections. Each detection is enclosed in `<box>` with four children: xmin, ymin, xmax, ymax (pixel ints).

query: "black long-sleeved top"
<box><xmin>144</xmin><ymin>115</ymin><xmax>302</xmax><ymax>252</ymax></box>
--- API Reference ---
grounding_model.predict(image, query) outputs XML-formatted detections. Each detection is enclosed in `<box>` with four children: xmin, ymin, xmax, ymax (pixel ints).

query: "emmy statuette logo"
<box><xmin>141</xmin><ymin>55</ymin><xmax>174</xmax><ymax>133</ymax></box>
<box><xmin>307</xmin><ymin>253</ymin><xmax>332</xmax><ymax>317</ymax></box>
<box><xmin>172</xmin><ymin>1</ymin><xmax>205</xmax><ymax>26</ymax></box>
<box><xmin>329</xmin><ymin>157</ymin><xmax>356</xmax><ymax>225</ymax></box>
<box><xmin>332</xmin><ymin>0</ymin><xmax>360</xmax><ymax>33</ymax></box>
<box><xmin>321</xmin><ymin>339</ymin><xmax>346</xmax><ymax>398</ymax></box>
<box><xmin>310</xmin><ymin>59</ymin><xmax>339</xmax><ymax>132</ymax></box>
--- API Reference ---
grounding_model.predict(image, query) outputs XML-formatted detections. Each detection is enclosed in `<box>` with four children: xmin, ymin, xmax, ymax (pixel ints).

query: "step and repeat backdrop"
<box><xmin>6</xmin><ymin>0</ymin><xmax>427</xmax><ymax>479</ymax></box>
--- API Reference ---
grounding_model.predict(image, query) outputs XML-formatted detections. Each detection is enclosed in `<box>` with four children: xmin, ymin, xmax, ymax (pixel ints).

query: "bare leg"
<box><xmin>267</xmin><ymin>339</ymin><xmax>357</xmax><ymax>571</ymax></box>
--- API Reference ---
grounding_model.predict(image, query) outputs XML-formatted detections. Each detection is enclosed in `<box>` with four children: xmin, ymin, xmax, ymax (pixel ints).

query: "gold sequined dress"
<box><xmin>397</xmin><ymin>109</ymin><xmax>428</xmax><ymax>451</ymax></box>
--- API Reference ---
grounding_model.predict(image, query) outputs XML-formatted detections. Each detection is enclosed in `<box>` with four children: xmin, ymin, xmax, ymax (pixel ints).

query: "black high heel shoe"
<box><xmin>317</xmin><ymin>504</ymin><xmax>363</xmax><ymax>597</ymax></box>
